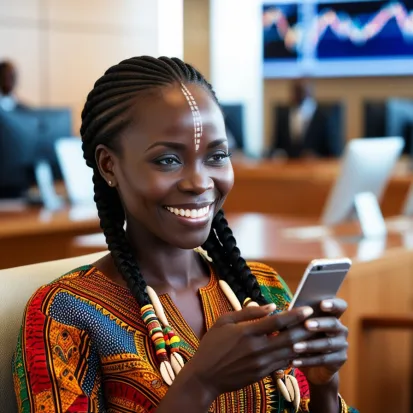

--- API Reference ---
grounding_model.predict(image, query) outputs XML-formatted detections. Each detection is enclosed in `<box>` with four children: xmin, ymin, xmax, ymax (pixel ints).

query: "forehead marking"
<box><xmin>180</xmin><ymin>83</ymin><xmax>203</xmax><ymax>152</ymax></box>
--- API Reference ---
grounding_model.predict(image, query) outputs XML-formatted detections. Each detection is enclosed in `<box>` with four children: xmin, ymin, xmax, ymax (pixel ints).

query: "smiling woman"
<box><xmin>12</xmin><ymin>56</ymin><xmax>358</xmax><ymax>413</ymax></box>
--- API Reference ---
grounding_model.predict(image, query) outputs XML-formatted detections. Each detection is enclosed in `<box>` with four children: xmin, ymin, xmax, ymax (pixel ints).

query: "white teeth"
<box><xmin>165</xmin><ymin>205</ymin><xmax>210</xmax><ymax>219</ymax></box>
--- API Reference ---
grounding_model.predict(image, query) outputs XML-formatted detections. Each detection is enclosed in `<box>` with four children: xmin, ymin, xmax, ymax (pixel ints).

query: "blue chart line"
<box><xmin>263</xmin><ymin>1</ymin><xmax>413</xmax><ymax>58</ymax></box>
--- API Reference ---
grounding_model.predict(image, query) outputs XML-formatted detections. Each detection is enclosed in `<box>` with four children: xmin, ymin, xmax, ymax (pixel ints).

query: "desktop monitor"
<box><xmin>363</xmin><ymin>101</ymin><xmax>387</xmax><ymax>138</ymax></box>
<box><xmin>35</xmin><ymin>108</ymin><xmax>72</xmax><ymax>179</ymax></box>
<box><xmin>0</xmin><ymin>109</ymin><xmax>40</xmax><ymax>197</ymax></box>
<box><xmin>386</xmin><ymin>99</ymin><xmax>413</xmax><ymax>155</ymax></box>
<box><xmin>0</xmin><ymin>107</ymin><xmax>72</xmax><ymax>200</ymax></box>
<box><xmin>402</xmin><ymin>128</ymin><xmax>413</xmax><ymax>216</ymax></box>
<box><xmin>221</xmin><ymin>104</ymin><xmax>245</xmax><ymax>150</ymax></box>
<box><xmin>55</xmin><ymin>137</ymin><xmax>94</xmax><ymax>205</ymax></box>
<box><xmin>321</xmin><ymin>137</ymin><xmax>404</xmax><ymax>225</ymax></box>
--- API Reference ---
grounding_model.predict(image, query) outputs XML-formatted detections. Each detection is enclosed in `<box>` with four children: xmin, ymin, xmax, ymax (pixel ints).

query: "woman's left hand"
<box><xmin>291</xmin><ymin>298</ymin><xmax>348</xmax><ymax>386</ymax></box>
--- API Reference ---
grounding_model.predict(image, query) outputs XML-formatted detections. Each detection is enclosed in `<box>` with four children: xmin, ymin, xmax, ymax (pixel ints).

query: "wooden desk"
<box><xmin>70</xmin><ymin>214</ymin><xmax>413</xmax><ymax>413</ymax></box>
<box><xmin>225</xmin><ymin>159</ymin><xmax>412</xmax><ymax>218</ymax></box>
<box><xmin>0</xmin><ymin>205</ymin><xmax>100</xmax><ymax>269</ymax></box>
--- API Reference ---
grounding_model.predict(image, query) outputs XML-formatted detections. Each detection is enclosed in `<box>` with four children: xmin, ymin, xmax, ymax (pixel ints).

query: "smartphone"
<box><xmin>288</xmin><ymin>258</ymin><xmax>352</xmax><ymax>314</ymax></box>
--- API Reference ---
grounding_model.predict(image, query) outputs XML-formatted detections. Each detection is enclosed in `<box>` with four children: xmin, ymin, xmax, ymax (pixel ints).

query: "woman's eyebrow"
<box><xmin>145</xmin><ymin>138</ymin><xmax>228</xmax><ymax>152</ymax></box>
<box><xmin>145</xmin><ymin>141</ymin><xmax>186</xmax><ymax>152</ymax></box>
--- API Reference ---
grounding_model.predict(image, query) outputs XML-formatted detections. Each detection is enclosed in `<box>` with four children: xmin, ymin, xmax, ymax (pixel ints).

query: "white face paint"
<box><xmin>180</xmin><ymin>83</ymin><xmax>202</xmax><ymax>152</ymax></box>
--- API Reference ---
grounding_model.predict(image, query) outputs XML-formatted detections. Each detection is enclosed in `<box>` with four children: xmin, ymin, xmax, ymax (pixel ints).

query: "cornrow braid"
<box><xmin>202</xmin><ymin>229</ymin><xmax>247</xmax><ymax>306</ymax></box>
<box><xmin>209</xmin><ymin>210</ymin><xmax>267</xmax><ymax>305</ymax></box>
<box><xmin>92</xmin><ymin>172</ymin><xmax>150</xmax><ymax>304</ymax></box>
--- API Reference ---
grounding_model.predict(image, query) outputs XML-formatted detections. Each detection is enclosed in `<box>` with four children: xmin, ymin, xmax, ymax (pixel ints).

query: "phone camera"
<box><xmin>316</xmin><ymin>265</ymin><xmax>323</xmax><ymax>271</ymax></box>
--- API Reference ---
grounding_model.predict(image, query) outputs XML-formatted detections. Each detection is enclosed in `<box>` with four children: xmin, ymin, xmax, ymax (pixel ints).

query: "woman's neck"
<box><xmin>125</xmin><ymin>223</ymin><xmax>207</xmax><ymax>291</ymax></box>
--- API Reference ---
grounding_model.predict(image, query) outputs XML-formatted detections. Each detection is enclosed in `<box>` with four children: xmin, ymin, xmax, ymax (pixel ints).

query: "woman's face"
<box><xmin>97</xmin><ymin>83</ymin><xmax>234</xmax><ymax>249</ymax></box>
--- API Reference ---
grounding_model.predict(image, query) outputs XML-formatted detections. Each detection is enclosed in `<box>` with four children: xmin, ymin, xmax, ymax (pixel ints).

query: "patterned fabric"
<box><xmin>12</xmin><ymin>261</ymin><xmax>359</xmax><ymax>412</ymax></box>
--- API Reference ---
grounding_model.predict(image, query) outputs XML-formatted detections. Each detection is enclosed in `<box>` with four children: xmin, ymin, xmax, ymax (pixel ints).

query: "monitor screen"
<box><xmin>36</xmin><ymin>108</ymin><xmax>72</xmax><ymax>180</ymax></box>
<box><xmin>263</xmin><ymin>0</ymin><xmax>413</xmax><ymax>78</ymax></box>
<box><xmin>0</xmin><ymin>107</ymin><xmax>72</xmax><ymax>198</ymax></box>
<box><xmin>0</xmin><ymin>109</ymin><xmax>40</xmax><ymax>197</ymax></box>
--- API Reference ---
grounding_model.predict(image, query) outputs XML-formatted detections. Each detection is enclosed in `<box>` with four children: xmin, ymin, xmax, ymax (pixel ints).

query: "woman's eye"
<box><xmin>207</xmin><ymin>153</ymin><xmax>231</xmax><ymax>163</ymax></box>
<box><xmin>155</xmin><ymin>156</ymin><xmax>181</xmax><ymax>166</ymax></box>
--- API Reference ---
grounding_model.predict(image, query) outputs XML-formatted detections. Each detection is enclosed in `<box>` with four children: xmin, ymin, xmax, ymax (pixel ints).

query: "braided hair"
<box><xmin>80</xmin><ymin>56</ymin><xmax>267</xmax><ymax>317</ymax></box>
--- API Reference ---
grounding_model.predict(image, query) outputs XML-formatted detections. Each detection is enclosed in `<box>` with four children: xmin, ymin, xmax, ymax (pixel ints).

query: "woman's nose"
<box><xmin>177</xmin><ymin>167</ymin><xmax>213</xmax><ymax>194</ymax></box>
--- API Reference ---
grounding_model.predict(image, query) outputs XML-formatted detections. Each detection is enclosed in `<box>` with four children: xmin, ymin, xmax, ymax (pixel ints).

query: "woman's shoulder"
<box><xmin>24</xmin><ymin>264</ymin><xmax>96</xmax><ymax>313</ymax></box>
<box><xmin>247</xmin><ymin>261</ymin><xmax>293</xmax><ymax>309</ymax></box>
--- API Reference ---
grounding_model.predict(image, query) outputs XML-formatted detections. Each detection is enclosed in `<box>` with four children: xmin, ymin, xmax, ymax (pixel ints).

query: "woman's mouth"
<box><xmin>164</xmin><ymin>205</ymin><xmax>210</xmax><ymax>219</ymax></box>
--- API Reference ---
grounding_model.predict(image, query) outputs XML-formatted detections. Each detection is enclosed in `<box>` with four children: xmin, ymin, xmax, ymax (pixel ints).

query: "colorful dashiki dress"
<box><xmin>12</xmin><ymin>261</ymin><xmax>358</xmax><ymax>412</ymax></box>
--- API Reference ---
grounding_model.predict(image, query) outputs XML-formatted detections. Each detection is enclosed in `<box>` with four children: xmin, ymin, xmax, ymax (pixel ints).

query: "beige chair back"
<box><xmin>0</xmin><ymin>251</ymin><xmax>107</xmax><ymax>412</ymax></box>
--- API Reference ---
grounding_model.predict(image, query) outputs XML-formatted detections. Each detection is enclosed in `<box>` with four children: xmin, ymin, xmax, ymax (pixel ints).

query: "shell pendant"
<box><xmin>274</xmin><ymin>370</ymin><xmax>300</xmax><ymax>411</ymax></box>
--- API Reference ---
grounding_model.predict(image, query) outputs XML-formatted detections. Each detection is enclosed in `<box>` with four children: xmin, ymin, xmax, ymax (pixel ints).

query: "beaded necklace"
<box><xmin>140</xmin><ymin>247</ymin><xmax>300</xmax><ymax>411</ymax></box>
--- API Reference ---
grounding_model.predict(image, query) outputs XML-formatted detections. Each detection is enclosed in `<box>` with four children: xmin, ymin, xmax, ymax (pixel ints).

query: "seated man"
<box><xmin>270</xmin><ymin>79</ymin><xmax>343</xmax><ymax>159</ymax></box>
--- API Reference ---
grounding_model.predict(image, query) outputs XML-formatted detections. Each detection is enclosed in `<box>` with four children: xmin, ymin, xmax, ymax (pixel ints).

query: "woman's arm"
<box><xmin>12</xmin><ymin>287</ymin><xmax>99</xmax><ymax>413</ymax></box>
<box><xmin>308</xmin><ymin>375</ymin><xmax>340</xmax><ymax>413</ymax></box>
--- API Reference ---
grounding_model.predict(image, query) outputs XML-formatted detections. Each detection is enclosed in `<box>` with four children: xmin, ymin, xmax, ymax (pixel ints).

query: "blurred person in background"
<box><xmin>270</xmin><ymin>79</ymin><xmax>342</xmax><ymax>159</ymax></box>
<box><xmin>0</xmin><ymin>60</ymin><xmax>27</xmax><ymax>111</ymax></box>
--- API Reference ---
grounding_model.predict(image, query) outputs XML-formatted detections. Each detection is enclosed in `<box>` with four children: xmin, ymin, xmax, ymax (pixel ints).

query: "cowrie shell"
<box><xmin>170</xmin><ymin>353</ymin><xmax>185</xmax><ymax>375</ymax></box>
<box><xmin>160</xmin><ymin>361</ymin><xmax>175</xmax><ymax>386</ymax></box>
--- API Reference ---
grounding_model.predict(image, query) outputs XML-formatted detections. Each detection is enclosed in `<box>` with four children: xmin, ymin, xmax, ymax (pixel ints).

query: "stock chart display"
<box><xmin>263</xmin><ymin>0</ymin><xmax>413</xmax><ymax>77</ymax></box>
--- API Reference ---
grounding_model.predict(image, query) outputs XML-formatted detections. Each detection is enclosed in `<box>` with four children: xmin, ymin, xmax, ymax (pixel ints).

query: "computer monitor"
<box><xmin>0</xmin><ymin>107</ymin><xmax>72</xmax><ymax>199</ymax></box>
<box><xmin>386</xmin><ymin>99</ymin><xmax>413</xmax><ymax>155</ymax></box>
<box><xmin>363</xmin><ymin>101</ymin><xmax>386</xmax><ymax>138</ymax></box>
<box><xmin>321</xmin><ymin>137</ymin><xmax>404</xmax><ymax>225</ymax></box>
<box><xmin>35</xmin><ymin>108</ymin><xmax>72</xmax><ymax>179</ymax></box>
<box><xmin>55</xmin><ymin>137</ymin><xmax>94</xmax><ymax>205</ymax></box>
<box><xmin>221</xmin><ymin>104</ymin><xmax>244</xmax><ymax>150</ymax></box>
<box><xmin>0</xmin><ymin>109</ymin><xmax>40</xmax><ymax>197</ymax></box>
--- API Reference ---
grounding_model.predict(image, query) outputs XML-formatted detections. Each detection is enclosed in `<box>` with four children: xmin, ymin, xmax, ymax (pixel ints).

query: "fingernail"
<box><xmin>292</xmin><ymin>360</ymin><xmax>302</xmax><ymax>366</ymax></box>
<box><xmin>321</xmin><ymin>300</ymin><xmax>333</xmax><ymax>310</ymax></box>
<box><xmin>306</xmin><ymin>320</ymin><xmax>319</xmax><ymax>330</ymax></box>
<box><xmin>301</xmin><ymin>307</ymin><xmax>314</xmax><ymax>317</ymax></box>
<box><xmin>293</xmin><ymin>342</ymin><xmax>307</xmax><ymax>352</ymax></box>
<box><xmin>264</xmin><ymin>303</ymin><xmax>276</xmax><ymax>312</ymax></box>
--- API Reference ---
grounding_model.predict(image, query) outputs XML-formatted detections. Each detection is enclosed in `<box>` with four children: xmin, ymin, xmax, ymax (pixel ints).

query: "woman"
<box><xmin>13</xmin><ymin>56</ymin><xmax>358</xmax><ymax>413</ymax></box>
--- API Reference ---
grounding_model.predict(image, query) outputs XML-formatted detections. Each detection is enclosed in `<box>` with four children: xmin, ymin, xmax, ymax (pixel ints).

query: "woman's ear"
<box><xmin>95</xmin><ymin>144</ymin><xmax>118</xmax><ymax>187</ymax></box>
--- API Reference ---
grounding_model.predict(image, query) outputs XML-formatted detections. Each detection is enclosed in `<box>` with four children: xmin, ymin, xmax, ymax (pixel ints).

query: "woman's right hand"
<box><xmin>185</xmin><ymin>303</ymin><xmax>315</xmax><ymax>399</ymax></box>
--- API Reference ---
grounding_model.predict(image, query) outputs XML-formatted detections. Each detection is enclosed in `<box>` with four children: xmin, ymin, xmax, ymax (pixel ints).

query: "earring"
<box><xmin>108</xmin><ymin>180</ymin><xmax>113</xmax><ymax>186</ymax></box>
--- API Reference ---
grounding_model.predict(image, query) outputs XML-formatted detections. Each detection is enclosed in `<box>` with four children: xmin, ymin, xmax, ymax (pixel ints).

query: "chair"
<box><xmin>0</xmin><ymin>251</ymin><xmax>107</xmax><ymax>412</ymax></box>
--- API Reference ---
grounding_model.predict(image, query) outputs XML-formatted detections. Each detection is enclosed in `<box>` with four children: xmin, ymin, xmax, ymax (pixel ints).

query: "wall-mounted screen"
<box><xmin>263</xmin><ymin>0</ymin><xmax>413</xmax><ymax>78</ymax></box>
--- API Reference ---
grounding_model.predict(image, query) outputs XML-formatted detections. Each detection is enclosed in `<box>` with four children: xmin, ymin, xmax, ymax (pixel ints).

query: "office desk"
<box><xmin>71</xmin><ymin>213</ymin><xmax>413</xmax><ymax>413</ymax></box>
<box><xmin>226</xmin><ymin>159</ymin><xmax>412</xmax><ymax>218</ymax></box>
<box><xmin>0</xmin><ymin>205</ymin><xmax>100</xmax><ymax>269</ymax></box>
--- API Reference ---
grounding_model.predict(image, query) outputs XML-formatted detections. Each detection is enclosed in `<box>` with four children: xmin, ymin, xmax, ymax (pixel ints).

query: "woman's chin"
<box><xmin>168</xmin><ymin>231</ymin><xmax>210</xmax><ymax>251</ymax></box>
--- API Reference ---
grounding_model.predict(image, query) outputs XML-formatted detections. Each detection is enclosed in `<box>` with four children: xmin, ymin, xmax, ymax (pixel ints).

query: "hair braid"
<box><xmin>205</xmin><ymin>210</ymin><xmax>268</xmax><ymax>306</ymax></box>
<box><xmin>202</xmin><ymin>231</ymin><xmax>247</xmax><ymax>305</ymax></box>
<box><xmin>91</xmin><ymin>164</ymin><xmax>151</xmax><ymax>307</ymax></box>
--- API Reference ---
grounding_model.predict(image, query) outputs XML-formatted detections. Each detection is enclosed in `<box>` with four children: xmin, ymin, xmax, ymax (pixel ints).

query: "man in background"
<box><xmin>270</xmin><ymin>79</ymin><xmax>343</xmax><ymax>159</ymax></box>
<box><xmin>0</xmin><ymin>60</ymin><xmax>25</xmax><ymax>111</ymax></box>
